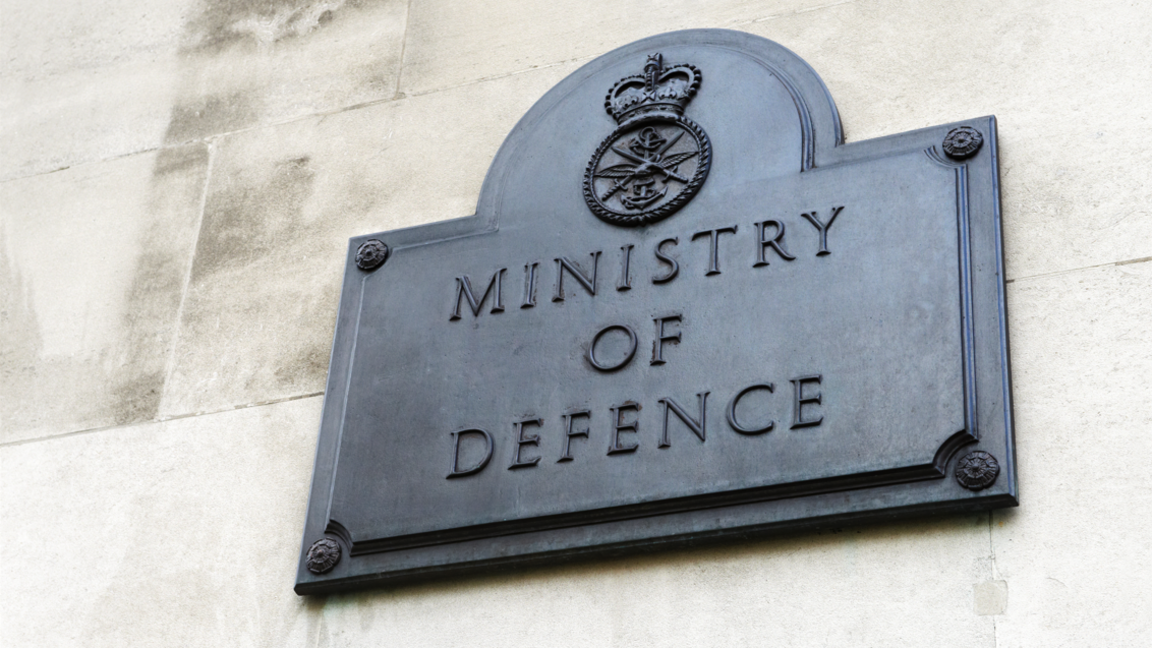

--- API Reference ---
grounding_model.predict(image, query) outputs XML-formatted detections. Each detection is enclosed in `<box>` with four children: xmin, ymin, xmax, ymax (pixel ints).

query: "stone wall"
<box><xmin>2</xmin><ymin>1</ymin><xmax>1149</xmax><ymax>645</ymax></box>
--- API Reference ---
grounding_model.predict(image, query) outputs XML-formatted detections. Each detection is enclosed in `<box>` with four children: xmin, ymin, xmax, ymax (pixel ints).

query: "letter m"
<box><xmin>450</xmin><ymin>269</ymin><xmax>506</xmax><ymax>320</ymax></box>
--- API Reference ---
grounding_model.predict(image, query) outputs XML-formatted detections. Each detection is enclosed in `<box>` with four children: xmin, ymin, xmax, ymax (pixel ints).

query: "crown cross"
<box><xmin>604</xmin><ymin>52</ymin><xmax>702</xmax><ymax>125</ymax></box>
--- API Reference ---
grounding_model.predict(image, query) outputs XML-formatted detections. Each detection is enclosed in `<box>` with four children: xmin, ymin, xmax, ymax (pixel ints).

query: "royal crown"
<box><xmin>604</xmin><ymin>53</ymin><xmax>702</xmax><ymax>124</ymax></box>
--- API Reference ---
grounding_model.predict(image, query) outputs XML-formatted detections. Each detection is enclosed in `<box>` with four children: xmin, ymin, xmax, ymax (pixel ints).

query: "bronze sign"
<box><xmin>295</xmin><ymin>30</ymin><xmax>1017</xmax><ymax>595</ymax></box>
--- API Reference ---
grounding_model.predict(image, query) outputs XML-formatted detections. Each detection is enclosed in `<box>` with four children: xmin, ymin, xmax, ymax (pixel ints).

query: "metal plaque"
<box><xmin>295</xmin><ymin>29</ymin><xmax>1016</xmax><ymax>594</ymax></box>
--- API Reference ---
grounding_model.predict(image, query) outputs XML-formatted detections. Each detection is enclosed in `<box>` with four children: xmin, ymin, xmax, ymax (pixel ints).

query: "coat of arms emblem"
<box><xmin>583</xmin><ymin>53</ymin><xmax>712</xmax><ymax>226</ymax></box>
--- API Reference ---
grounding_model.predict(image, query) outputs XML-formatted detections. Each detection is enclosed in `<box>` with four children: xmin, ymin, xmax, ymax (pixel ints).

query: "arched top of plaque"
<box><xmin>475</xmin><ymin>30</ymin><xmax>843</xmax><ymax>230</ymax></box>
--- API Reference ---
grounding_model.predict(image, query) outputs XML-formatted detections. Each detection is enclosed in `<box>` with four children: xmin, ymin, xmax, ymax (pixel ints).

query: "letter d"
<box><xmin>447</xmin><ymin>428</ymin><xmax>494</xmax><ymax>478</ymax></box>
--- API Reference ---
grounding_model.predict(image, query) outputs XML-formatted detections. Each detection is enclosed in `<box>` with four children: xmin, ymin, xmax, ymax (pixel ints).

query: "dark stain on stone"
<box><xmin>156</xmin><ymin>149</ymin><xmax>335</xmax><ymax>409</ymax></box>
<box><xmin>164</xmin><ymin>91</ymin><xmax>259</xmax><ymax>145</ymax></box>
<box><xmin>274</xmin><ymin>333</ymin><xmax>331</xmax><ymax>389</ymax></box>
<box><xmin>154</xmin><ymin>145</ymin><xmax>210</xmax><ymax>176</ymax></box>
<box><xmin>182</xmin><ymin>0</ymin><xmax>366</xmax><ymax>55</ymax></box>
<box><xmin>108</xmin><ymin>143</ymin><xmax>212</xmax><ymax>426</ymax></box>
<box><xmin>189</xmin><ymin>154</ymin><xmax>316</xmax><ymax>282</ymax></box>
<box><xmin>109</xmin><ymin>371</ymin><xmax>168</xmax><ymax>426</ymax></box>
<box><xmin>0</xmin><ymin>230</ymin><xmax>46</xmax><ymax>439</ymax></box>
<box><xmin>161</xmin><ymin>0</ymin><xmax>387</xmax><ymax>147</ymax></box>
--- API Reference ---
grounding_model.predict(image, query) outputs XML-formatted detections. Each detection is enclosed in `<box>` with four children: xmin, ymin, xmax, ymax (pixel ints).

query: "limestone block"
<box><xmin>325</xmin><ymin>518</ymin><xmax>996</xmax><ymax>647</ymax></box>
<box><xmin>0</xmin><ymin>0</ymin><xmax>189</xmax><ymax>178</ymax></box>
<box><xmin>0</xmin><ymin>396</ymin><xmax>321</xmax><ymax>648</ymax></box>
<box><xmin>974</xmin><ymin>580</ymin><xmax>1008</xmax><ymax>616</ymax></box>
<box><xmin>0</xmin><ymin>145</ymin><xmax>208</xmax><ymax>443</ymax></box>
<box><xmin>1</xmin><ymin>395</ymin><xmax>1000</xmax><ymax>647</ymax></box>
<box><xmin>1</xmin><ymin>0</ymin><xmax>408</xmax><ymax>180</ymax></box>
<box><xmin>158</xmin><ymin>62</ymin><xmax>580</xmax><ymax>419</ymax></box>
<box><xmin>1</xmin><ymin>62</ymin><xmax>185</xmax><ymax>181</ymax></box>
<box><xmin>398</xmin><ymin>0</ymin><xmax>835</xmax><ymax>97</ymax></box>
<box><xmin>161</xmin><ymin>0</ymin><xmax>409</xmax><ymax>144</ymax></box>
<box><xmin>991</xmin><ymin>262</ymin><xmax>1152</xmax><ymax>647</ymax></box>
<box><xmin>0</xmin><ymin>0</ymin><xmax>191</xmax><ymax>81</ymax></box>
<box><xmin>742</xmin><ymin>0</ymin><xmax>1152</xmax><ymax>279</ymax></box>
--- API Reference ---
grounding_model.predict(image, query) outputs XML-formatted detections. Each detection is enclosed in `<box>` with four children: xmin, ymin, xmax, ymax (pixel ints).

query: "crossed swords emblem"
<box><xmin>594</xmin><ymin>126</ymin><xmax>699</xmax><ymax>211</ymax></box>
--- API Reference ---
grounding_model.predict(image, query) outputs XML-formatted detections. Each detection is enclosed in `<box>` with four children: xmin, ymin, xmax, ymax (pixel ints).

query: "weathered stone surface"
<box><xmin>974</xmin><ymin>580</ymin><xmax>1008</xmax><ymax>616</ymax></box>
<box><xmin>0</xmin><ymin>0</ymin><xmax>190</xmax><ymax>81</ymax></box>
<box><xmin>992</xmin><ymin>263</ymin><xmax>1152</xmax><ymax>647</ymax></box>
<box><xmin>1</xmin><ymin>395</ymin><xmax>997</xmax><ymax>647</ymax></box>
<box><xmin>0</xmin><ymin>0</ymin><xmax>408</xmax><ymax>181</ymax></box>
<box><xmin>1</xmin><ymin>59</ymin><xmax>176</xmax><ymax>182</ymax></box>
<box><xmin>0</xmin><ymin>396</ymin><xmax>320</xmax><ymax>648</ymax></box>
<box><xmin>162</xmin><ymin>0</ymin><xmax>409</xmax><ymax>144</ymax></box>
<box><xmin>397</xmin><ymin>0</ymin><xmax>834</xmax><ymax>97</ymax></box>
<box><xmin>742</xmin><ymin>0</ymin><xmax>1152</xmax><ymax>280</ymax></box>
<box><xmin>158</xmin><ymin>62</ymin><xmax>579</xmax><ymax>418</ymax></box>
<box><xmin>0</xmin><ymin>0</ymin><xmax>190</xmax><ymax>179</ymax></box>
<box><xmin>1</xmin><ymin>145</ymin><xmax>208</xmax><ymax>443</ymax></box>
<box><xmin>4</xmin><ymin>0</ymin><xmax>1152</xmax><ymax>645</ymax></box>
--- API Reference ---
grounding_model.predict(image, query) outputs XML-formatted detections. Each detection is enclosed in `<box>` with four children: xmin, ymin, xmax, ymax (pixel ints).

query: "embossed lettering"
<box><xmin>509</xmin><ymin>417</ymin><xmax>543</xmax><ymax>469</ymax></box>
<box><xmin>617</xmin><ymin>244</ymin><xmax>634</xmax><ymax>291</ymax></box>
<box><xmin>558</xmin><ymin>409</ymin><xmax>591</xmax><ymax>462</ymax></box>
<box><xmin>691</xmin><ymin>225</ymin><xmax>738</xmax><ymax>275</ymax></box>
<box><xmin>521</xmin><ymin>261</ymin><xmax>540</xmax><ymax>308</ymax></box>
<box><xmin>553</xmin><ymin>252</ymin><xmax>601</xmax><ymax>302</ymax></box>
<box><xmin>607</xmin><ymin>402</ymin><xmax>640</xmax><ymax>455</ymax></box>
<box><xmin>790</xmin><ymin>375</ymin><xmax>824</xmax><ymax>429</ymax></box>
<box><xmin>587</xmin><ymin>324</ymin><xmax>638</xmax><ymax>372</ymax></box>
<box><xmin>657</xmin><ymin>393</ymin><xmax>709</xmax><ymax>448</ymax></box>
<box><xmin>450</xmin><ymin>269</ymin><xmax>507</xmax><ymax>320</ymax></box>
<box><xmin>726</xmin><ymin>383</ymin><xmax>776</xmax><ymax>435</ymax></box>
<box><xmin>447</xmin><ymin>428</ymin><xmax>494</xmax><ymax>478</ymax></box>
<box><xmin>651</xmin><ymin>314</ymin><xmax>682</xmax><ymax>366</ymax></box>
<box><xmin>652</xmin><ymin>237</ymin><xmax>680</xmax><ymax>284</ymax></box>
<box><xmin>800</xmin><ymin>206</ymin><xmax>844</xmax><ymax>256</ymax></box>
<box><xmin>753</xmin><ymin>219</ymin><xmax>796</xmax><ymax>266</ymax></box>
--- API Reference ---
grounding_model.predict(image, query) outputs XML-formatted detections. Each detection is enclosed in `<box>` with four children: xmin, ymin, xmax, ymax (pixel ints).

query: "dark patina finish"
<box><xmin>355</xmin><ymin>239</ymin><xmax>389</xmax><ymax>271</ymax></box>
<box><xmin>955</xmin><ymin>451</ymin><xmax>1001</xmax><ymax>491</ymax></box>
<box><xmin>943</xmin><ymin>126</ymin><xmax>984</xmax><ymax>160</ymax></box>
<box><xmin>295</xmin><ymin>30</ymin><xmax>1017</xmax><ymax>595</ymax></box>
<box><xmin>305</xmin><ymin>538</ymin><xmax>341</xmax><ymax>574</ymax></box>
